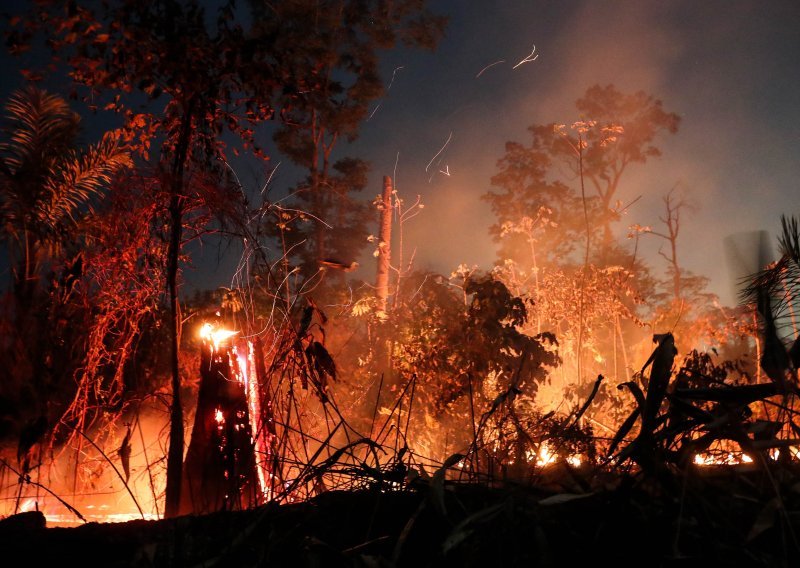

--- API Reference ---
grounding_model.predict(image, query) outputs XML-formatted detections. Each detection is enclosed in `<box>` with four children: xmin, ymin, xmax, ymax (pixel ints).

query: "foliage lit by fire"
<box><xmin>0</xmin><ymin>7</ymin><xmax>798</xmax><ymax>565</ymax></box>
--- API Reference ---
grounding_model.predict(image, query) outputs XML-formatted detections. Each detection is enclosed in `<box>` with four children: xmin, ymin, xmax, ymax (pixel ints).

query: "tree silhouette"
<box><xmin>0</xmin><ymin>86</ymin><xmax>130</xmax><ymax>452</ymax></box>
<box><xmin>485</xmin><ymin>84</ymin><xmax>680</xmax><ymax>267</ymax></box>
<box><xmin>255</xmin><ymin>0</ymin><xmax>445</xmax><ymax>293</ymax></box>
<box><xmin>13</xmin><ymin>0</ymin><xmax>277</xmax><ymax>517</ymax></box>
<box><xmin>0</xmin><ymin>86</ymin><xmax>130</xmax><ymax>309</ymax></box>
<box><xmin>484</xmin><ymin>85</ymin><xmax>679</xmax><ymax>390</ymax></box>
<box><xmin>10</xmin><ymin>0</ymin><xmax>446</xmax><ymax>517</ymax></box>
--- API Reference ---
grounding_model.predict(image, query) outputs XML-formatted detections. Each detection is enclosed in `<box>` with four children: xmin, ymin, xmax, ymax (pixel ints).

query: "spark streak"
<box><xmin>476</xmin><ymin>60</ymin><xmax>505</xmax><ymax>78</ymax></box>
<box><xmin>513</xmin><ymin>44</ymin><xmax>539</xmax><ymax>69</ymax></box>
<box><xmin>367</xmin><ymin>66</ymin><xmax>404</xmax><ymax>122</ymax></box>
<box><xmin>425</xmin><ymin>131</ymin><xmax>453</xmax><ymax>172</ymax></box>
<box><xmin>367</xmin><ymin>102</ymin><xmax>382</xmax><ymax>121</ymax></box>
<box><xmin>387</xmin><ymin>66</ymin><xmax>404</xmax><ymax>90</ymax></box>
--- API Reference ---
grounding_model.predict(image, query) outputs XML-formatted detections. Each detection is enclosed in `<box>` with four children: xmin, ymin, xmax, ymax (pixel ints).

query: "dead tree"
<box><xmin>375</xmin><ymin>175</ymin><xmax>393</xmax><ymax>319</ymax></box>
<box><xmin>180</xmin><ymin>334</ymin><xmax>259</xmax><ymax>515</ymax></box>
<box><xmin>648</xmin><ymin>186</ymin><xmax>688</xmax><ymax>301</ymax></box>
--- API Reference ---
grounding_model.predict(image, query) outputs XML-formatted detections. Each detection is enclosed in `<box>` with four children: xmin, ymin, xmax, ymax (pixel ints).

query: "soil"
<box><xmin>1</xmin><ymin>468</ymin><xmax>799</xmax><ymax>567</ymax></box>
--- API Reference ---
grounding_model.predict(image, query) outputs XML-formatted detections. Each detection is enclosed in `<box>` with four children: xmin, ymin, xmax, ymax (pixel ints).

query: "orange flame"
<box><xmin>199</xmin><ymin>323</ymin><xmax>239</xmax><ymax>351</ymax></box>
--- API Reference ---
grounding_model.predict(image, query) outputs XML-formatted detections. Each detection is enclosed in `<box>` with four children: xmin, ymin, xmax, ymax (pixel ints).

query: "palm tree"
<box><xmin>744</xmin><ymin>215</ymin><xmax>800</xmax><ymax>382</ymax></box>
<box><xmin>0</xmin><ymin>86</ymin><xmax>130</xmax><ymax>457</ymax></box>
<box><xmin>0</xmin><ymin>86</ymin><xmax>130</xmax><ymax>308</ymax></box>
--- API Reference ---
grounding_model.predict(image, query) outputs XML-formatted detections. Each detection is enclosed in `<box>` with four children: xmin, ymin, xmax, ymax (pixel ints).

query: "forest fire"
<box><xmin>1</xmin><ymin>1</ymin><xmax>799</xmax><ymax>565</ymax></box>
<box><xmin>3</xmin><ymin>416</ymin><xmax>167</xmax><ymax>527</ymax></box>
<box><xmin>4</xmin><ymin>307</ymin><xmax>799</xmax><ymax>527</ymax></box>
<box><xmin>693</xmin><ymin>452</ymin><xmax>754</xmax><ymax>466</ymax></box>
<box><xmin>692</xmin><ymin>445</ymin><xmax>800</xmax><ymax>467</ymax></box>
<box><xmin>198</xmin><ymin>322</ymin><xmax>239</xmax><ymax>351</ymax></box>
<box><xmin>525</xmin><ymin>443</ymin><xmax>582</xmax><ymax>467</ymax></box>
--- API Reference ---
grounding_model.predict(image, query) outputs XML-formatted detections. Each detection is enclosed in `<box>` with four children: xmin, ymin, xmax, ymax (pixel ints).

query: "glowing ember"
<box><xmin>46</xmin><ymin>511</ymin><xmax>160</xmax><ymax>527</ymax></box>
<box><xmin>238</xmin><ymin>343</ymin><xmax>271</xmax><ymax>501</ymax></box>
<box><xmin>199</xmin><ymin>322</ymin><xmax>239</xmax><ymax>351</ymax></box>
<box><xmin>693</xmin><ymin>446</ymin><xmax>800</xmax><ymax>466</ymax></box>
<box><xmin>533</xmin><ymin>444</ymin><xmax>557</xmax><ymax>467</ymax></box>
<box><xmin>525</xmin><ymin>443</ymin><xmax>582</xmax><ymax>467</ymax></box>
<box><xmin>693</xmin><ymin>452</ymin><xmax>753</xmax><ymax>466</ymax></box>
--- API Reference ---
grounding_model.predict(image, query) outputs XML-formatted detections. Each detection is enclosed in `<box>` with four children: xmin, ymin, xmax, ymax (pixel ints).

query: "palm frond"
<box><xmin>43</xmin><ymin>130</ymin><xmax>132</xmax><ymax>226</ymax></box>
<box><xmin>1</xmin><ymin>87</ymin><xmax>130</xmax><ymax>270</ymax></box>
<box><xmin>742</xmin><ymin>215</ymin><xmax>800</xmax><ymax>343</ymax></box>
<box><xmin>742</xmin><ymin>217</ymin><xmax>800</xmax><ymax>299</ymax></box>
<box><xmin>1</xmin><ymin>86</ymin><xmax>80</xmax><ymax>175</ymax></box>
<box><xmin>779</xmin><ymin>215</ymin><xmax>800</xmax><ymax>265</ymax></box>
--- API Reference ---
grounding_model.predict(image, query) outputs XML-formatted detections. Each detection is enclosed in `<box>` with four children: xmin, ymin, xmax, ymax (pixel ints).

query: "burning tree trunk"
<box><xmin>369</xmin><ymin>175</ymin><xmax>395</xmax><ymax>421</ymax></box>
<box><xmin>251</xmin><ymin>337</ymin><xmax>278</xmax><ymax>498</ymax></box>
<box><xmin>375</xmin><ymin>175</ymin><xmax>393</xmax><ymax>319</ymax></box>
<box><xmin>179</xmin><ymin>327</ymin><xmax>260</xmax><ymax>515</ymax></box>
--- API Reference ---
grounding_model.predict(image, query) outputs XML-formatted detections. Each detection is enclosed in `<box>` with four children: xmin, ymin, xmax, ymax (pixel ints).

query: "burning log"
<box><xmin>179</xmin><ymin>325</ymin><xmax>260</xmax><ymax>515</ymax></box>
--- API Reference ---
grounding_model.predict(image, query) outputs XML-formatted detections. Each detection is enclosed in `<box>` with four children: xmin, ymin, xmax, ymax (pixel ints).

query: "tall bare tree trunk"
<box><xmin>164</xmin><ymin>188</ymin><xmax>184</xmax><ymax>519</ymax></box>
<box><xmin>577</xmin><ymin>134</ymin><xmax>590</xmax><ymax>386</ymax></box>
<box><xmin>375</xmin><ymin>175</ymin><xmax>393</xmax><ymax>319</ymax></box>
<box><xmin>164</xmin><ymin>100</ymin><xmax>195</xmax><ymax>519</ymax></box>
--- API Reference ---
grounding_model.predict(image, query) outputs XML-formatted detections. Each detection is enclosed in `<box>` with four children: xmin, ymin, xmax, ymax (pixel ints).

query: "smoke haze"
<box><xmin>351</xmin><ymin>0</ymin><xmax>800</xmax><ymax>307</ymax></box>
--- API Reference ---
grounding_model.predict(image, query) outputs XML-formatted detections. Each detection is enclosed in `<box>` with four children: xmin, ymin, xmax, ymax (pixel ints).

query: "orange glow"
<box><xmin>526</xmin><ymin>443</ymin><xmax>582</xmax><ymax>467</ymax></box>
<box><xmin>198</xmin><ymin>322</ymin><xmax>239</xmax><ymax>350</ymax></box>
<box><xmin>693</xmin><ymin>452</ymin><xmax>753</xmax><ymax>466</ymax></box>
<box><xmin>236</xmin><ymin>343</ymin><xmax>271</xmax><ymax>501</ymax></box>
<box><xmin>2</xmin><ymin>410</ymin><xmax>169</xmax><ymax>527</ymax></box>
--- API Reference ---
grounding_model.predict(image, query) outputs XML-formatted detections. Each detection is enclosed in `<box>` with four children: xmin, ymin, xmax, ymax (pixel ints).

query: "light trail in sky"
<box><xmin>476</xmin><ymin>60</ymin><xmax>505</xmax><ymax>78</ymax></box>
<box><xmin>387</xmin><ymin>66</ymin><xmax>404</xmax><ymax>90</ymax></box>
<box><xmin>260</xmin><ymin>162</ymin><xmax>280</xmax><ymax>196</ymax></box>
<box><xmin>425</xmin><ymin>131</ymin><xmax>453</xmax><ymax>173</ymax></box>
<box><xmin>367</xmin><ymin>66</ymin><xmax>404</xmax><ymax>121</ymax></box>
<box><xmin>393</xmin><ymin>151</ymin><xmax>400</xmax><ymax>189</ymax></box>
<box><xmin>367</xmin><ymin>102</ymin><xmax>382</xmax><ymax>121</ymax></box>
<box><xmin>513</xmin><ymin>44</ymin><xmax>539</xmax><ymax>69</ymax></box>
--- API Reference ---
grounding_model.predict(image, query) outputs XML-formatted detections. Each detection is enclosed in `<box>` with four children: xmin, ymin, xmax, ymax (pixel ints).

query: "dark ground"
<box><xmin>1</xmin><ymin>467</ymin><xmax>799</xmax><ymax>567</ymax></box>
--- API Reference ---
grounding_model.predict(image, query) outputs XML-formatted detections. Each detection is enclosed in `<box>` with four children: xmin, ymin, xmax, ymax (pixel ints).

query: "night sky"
<box><xmin>2</xmin><ymin>1</ymin><xmax>799</xmax><ymax>306</ymax></box>
<box><xmin>348</xmin><ymin>0</ymin><xmax>800</xmax><ymax>307</ymax></box>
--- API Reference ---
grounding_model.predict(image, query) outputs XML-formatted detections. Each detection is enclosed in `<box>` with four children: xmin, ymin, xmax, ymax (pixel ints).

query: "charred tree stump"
<box><xmin>179</xmin><ymin>335</ymin><xmax>259</xmax><ymax>515</ymax></box>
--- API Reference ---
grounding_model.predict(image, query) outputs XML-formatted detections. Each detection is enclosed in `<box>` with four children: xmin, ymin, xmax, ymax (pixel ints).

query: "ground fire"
<box><xmin>1</xmin><ymin>2</ymin><xmax>799</xmax><ymax>565</ymax></box>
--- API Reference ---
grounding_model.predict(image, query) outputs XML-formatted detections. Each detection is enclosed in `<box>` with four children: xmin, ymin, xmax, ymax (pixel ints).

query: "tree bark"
<box><xmin>375</xmin><ymin>175</ymin><xmax>393</xmax><ymax>319</ymax></box>
<box><xmin>180</xmin><ymin>337</ymin><xmax>259</xmax><ymax>515</ymax></box>
<box><xmin>164</xmin><ymin>188</ymin><xmax>184</xmax><ymax>519</ymax></box>
<box><xmin>164</xmin><ymin>100</ymin><xmax>196</xmax><ymax>519</ymax></box>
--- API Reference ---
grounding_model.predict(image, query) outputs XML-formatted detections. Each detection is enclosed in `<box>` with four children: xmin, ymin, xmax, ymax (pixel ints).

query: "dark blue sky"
<box><xmin>2</xmin><ymin>1</ymin><xmax>799</xmax><ymax>306</ymax></box>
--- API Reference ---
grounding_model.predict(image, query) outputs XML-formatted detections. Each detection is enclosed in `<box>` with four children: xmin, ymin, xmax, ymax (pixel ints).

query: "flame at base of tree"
<box><xmin>2</xmin><ymin>323</ymin><xmax>799</xmax><ymax>526</ymax></box>
<box><xmin>179</xmin><ymin>324</ymin><xmax>271</xmax><ymax>515</ymax></box>
<box><xmin>2</xmin><ymin>258</ymin><xmax>800</xmax><ymax>525</ymax></box>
